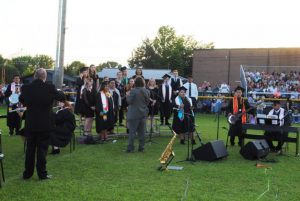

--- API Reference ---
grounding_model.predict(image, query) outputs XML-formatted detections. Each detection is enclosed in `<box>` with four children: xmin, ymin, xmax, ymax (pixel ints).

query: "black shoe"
<box><xmin>191</xmin><ymin>139</ymin><xmax>196</xmax><ymax>145</ymax></box>
<box><xmin>230</xmin><ymin>142</ymin><xmax>235</xmax><ymax>146</ymax></box>
<box><xmin>275</xmin><ymin>146</ymin><xmax>282</xmax><ymax>153</ymax></box>
<box><xmin>23</xmin><ymin>175</ymin><xmax>32</xmax><ymax>180</ymax></box>
<box><xmin>119</xmin><ymin>123</ymin><xmax>125</xmax><ymax>127</ymax></box>
<box><xmin>126</xmin><ymin>129</ymin><xmax>129</xmax><ymax>134</ymax></box>
<box><xmin>39</xmin><ymin>175</ymin><xmax>52</xmax><ymax>180</ymax></box>
<box><xmin>180</xmin><ymin>139</ymin><xmax>185</xmax><ymax>145</ymax></box>
<box><xmin>138</xmin><ymin>148</ymin><xmax>144</xmax><ymax>152</ymax></box>
<box><xmin>165</xmin><ymin>122</ymin><xmax>170</xmax><ymax>126</ymax></box>
<box><xmin>270</xmin><ymin>147</ymin><xmax>276</xmax><ymax>152</ymax></box>
<box><xmin>51</xmin><ymin>149</ymin><xmax>60</xmax><ymax>155</ymax></box>
<box><xmin>126</xmin><ymin>149</ymin><xmax>134</xmax><ymax>153</ymax></box>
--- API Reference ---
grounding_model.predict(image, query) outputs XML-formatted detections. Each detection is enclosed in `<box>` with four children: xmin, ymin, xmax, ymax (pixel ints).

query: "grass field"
<box><xmin>0</xmin><ymin>107</ymin><xmax>299</xmax><ymax>201</ymax></box>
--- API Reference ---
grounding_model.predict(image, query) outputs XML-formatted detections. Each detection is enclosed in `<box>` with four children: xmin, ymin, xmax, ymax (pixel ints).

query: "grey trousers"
<box><xmin>127</xmin><ymin>118</ymin><xmax>146</xmax><ymax>151</ymax></box>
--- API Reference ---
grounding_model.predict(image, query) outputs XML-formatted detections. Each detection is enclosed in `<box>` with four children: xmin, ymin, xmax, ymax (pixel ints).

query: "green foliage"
<box><xmin>0</xmin><ymin>58</ymin><xmax>18</xmax><ymax>83</ymax></box>
<box><xmin>97</xmin><ymin>61</ymin><xmax>122</xmax><ymax>71</ymax></box>
<box><xmin>0</xmin><ymin>60</ymin><xmax>19</xmax><ymax>83</ymax></box>
<box><xmin>0</xmin><ymin>55</ymin><xmax>5</xmax><ymax>66</ymax></box>
<box><xmin>0</xmin><ymin>109</ymin><xmax>299</xmax><ymax>200</ymax></box>
<box><xmin>64</xmin><ymin>61</ymin><xmax>86</xmax><ymax>76</ymax></box>
<box><xmin>128</xmin><ymin>25</ymin><xmax>214</xmax><ymax>76</ymax></box>
<box><xmin>11</xmin><ymin>55</ymin><xmax>32</xmax><ymax>75</ymax></box>
<box><xmin>31</xmin><ymin>54</ymin><xmax>54</xmax><ymax>69</ymax></box>
<box><xmin>8</xmin><ymin>54</ymin><xmax>54</xmax><ymax>78</ymax></box>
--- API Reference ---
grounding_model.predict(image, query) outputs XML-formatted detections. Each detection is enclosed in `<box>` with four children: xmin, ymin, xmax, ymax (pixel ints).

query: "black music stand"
<box><xmin>146</xmin><ymin>104</ymin><xmax>158</xmax><ymax>144</ymax></box>
<box><xmin>215</xmin><ymin>110</ymin><xmax>221</xmax><ymax>140</ymax></box>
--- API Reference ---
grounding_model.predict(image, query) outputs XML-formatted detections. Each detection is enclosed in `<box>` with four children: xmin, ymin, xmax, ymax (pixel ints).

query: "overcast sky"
<box><xmin>0</xmin><ymin>0</ymin><xmax>299</xmax><ymax>66</ymax></box>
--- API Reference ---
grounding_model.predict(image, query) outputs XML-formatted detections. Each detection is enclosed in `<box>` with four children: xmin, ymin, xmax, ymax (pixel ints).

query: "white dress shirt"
<box><xmin>183</xmin><ymin>82</ymin><xmax>198</xmax><ymax>98</ymax></box>
<box><xmin>268</xmin><ymin>108</ymin><xmax>285</xmax><ymax>126</ymax></box>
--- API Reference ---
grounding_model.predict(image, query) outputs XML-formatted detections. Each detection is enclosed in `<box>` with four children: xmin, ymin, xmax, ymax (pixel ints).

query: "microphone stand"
<box><xmin>175</xmin><ymin>110</ymin><xmax>197</xmax><ymax>164</ymax></box>
<box><xmin>216</xmin><ymin>110</ymin><xmax>221</xmax><ymax>140</ymax></box>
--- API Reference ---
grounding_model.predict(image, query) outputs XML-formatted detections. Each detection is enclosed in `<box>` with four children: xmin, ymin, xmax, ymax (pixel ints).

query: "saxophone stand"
<box><xmin>176</xmin><ymin>112</ymin><xmax>196</xmax><ymax>164</ymax></box>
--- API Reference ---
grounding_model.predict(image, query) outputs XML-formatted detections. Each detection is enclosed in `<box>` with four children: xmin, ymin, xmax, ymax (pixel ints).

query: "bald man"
<box><xmin>19</xmin><ymin>68</ymin><xmax>65</xmax><ymax>180</ymax></box>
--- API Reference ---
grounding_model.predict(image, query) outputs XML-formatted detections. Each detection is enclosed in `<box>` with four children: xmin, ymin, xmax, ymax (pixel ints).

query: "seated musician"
<box><xmin>264</xmin><ymin>100</ymin><xmax>289</xmax><ymax>152</ymax></box>
<box><xmin>51</xmin><ymin>92</ymin><xmax>76</xmax><ymax>154</ymax></box>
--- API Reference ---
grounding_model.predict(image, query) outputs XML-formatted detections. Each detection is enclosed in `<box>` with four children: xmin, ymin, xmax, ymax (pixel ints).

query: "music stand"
<box><xmin>146</xmin><ymin>104</ymin><xmax>158</xmax><ymax>144</ymax></box>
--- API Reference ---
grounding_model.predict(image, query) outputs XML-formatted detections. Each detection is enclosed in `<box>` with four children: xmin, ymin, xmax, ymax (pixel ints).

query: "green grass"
<box><xmin>0</xmin><ymin>107</ymin><xmax>300</xmax><ymax>201</ymax></box>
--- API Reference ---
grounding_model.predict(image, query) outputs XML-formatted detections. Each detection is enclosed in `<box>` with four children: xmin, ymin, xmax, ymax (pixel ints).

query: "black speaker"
<box><xmin>192</xmin><ymin>140</ymin><xmax>228</xmax><ymax>161</ymax></box>
<box><xmin>240</xmin><ymin>140</ymin><xmax>270</xmax><ymax>160</ymax></box>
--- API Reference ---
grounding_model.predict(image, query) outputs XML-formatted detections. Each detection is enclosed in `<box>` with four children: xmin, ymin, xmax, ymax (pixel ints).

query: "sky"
<box><xmin>0</xmin><ymin>0</ymin><xmax>300</xmax><ymax>66</ymax></box>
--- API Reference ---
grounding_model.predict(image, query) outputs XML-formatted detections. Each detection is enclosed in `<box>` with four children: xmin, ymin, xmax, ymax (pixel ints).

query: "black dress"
<box><xmin>158</xmin><ymin>84</ymin><xmax>173</xmax><ymax>124</ymax></box>
<box><xmin>51</xmin><ymin>108</ymin><xmax>76</xmax><ymax>147</ymax></box>
<box><xmin>172</xmin><ymin>96</ymin><xmax>195</xmax><ymax>134</ymax></box>
<box><xmin>81</xmin><ymin>88</ymin><xmax>96</xmax><ymax>118</ymax></box>
<box><xmin>95</xmin><ymin>92</ymin><xmax>115</xmax><ymax>132</ymax></box>
<box><xmin>90</xmin><ymin>74</ymin><xmax>99</xmax><ymax>90</ymax></box>
<box><xmin>74</xmin><ymin>78</ymin><xmax>84</xmax><ymax>115</ymax></box>
<box><xmin>111</xmin><ymin>90</ymin><xmax>120</xmax><ymax>124</ymax></box>
<box><xmin>147</xmin><ymin>87</ymin><xmax>159</xmax><ymax>116</ymax></box>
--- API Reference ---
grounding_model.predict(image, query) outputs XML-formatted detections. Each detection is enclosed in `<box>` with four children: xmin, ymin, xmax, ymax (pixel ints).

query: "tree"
<box><xmin>97</xmin><ymin>61</ymin><xmax>122</xmax><ymax>71</ymax></box>
<box><xmin>0</xmin><ymin>59</ymin><xmax>19</xmax><ymax>83</ymax></box>
<box><xmin>128</xmin><ymin>25</ymin><xmax>214</xmax><ymax>76</ymax></box>
<box><xmin>31</xmin><ymin>54</ymin><xmax>54</xmax><ymax>69</ymax></box>
<box><xmin>65</xmin><ymin>61</ymin><xmax>86</xmax><ymax>76</ymax></box>
<box><xmin>11</xmin><ymin>55</ymin><xmax>32</xmax><ymax>75</ymax></box>
<box><xmin>11</xmin><ymin>54</ymin><xmax>54</xmax><ymax>76</ymax></box>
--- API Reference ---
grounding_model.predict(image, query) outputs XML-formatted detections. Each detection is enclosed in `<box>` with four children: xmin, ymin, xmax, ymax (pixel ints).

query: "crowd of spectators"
<box><xmin>245</xmin><ymin>70</ymin><xmax>300</xmax><ymax>99</ymax></box>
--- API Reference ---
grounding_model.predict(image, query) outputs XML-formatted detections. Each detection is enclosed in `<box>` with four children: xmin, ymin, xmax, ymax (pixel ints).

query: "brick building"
<box><xmin>192</xmin><ymin>48</ymin><xmax>300</xmax><ymax>87</ymax></box>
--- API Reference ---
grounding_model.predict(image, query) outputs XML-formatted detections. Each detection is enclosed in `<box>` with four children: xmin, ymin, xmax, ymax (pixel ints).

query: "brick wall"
<box><xmin>192</xmin><ymin>48</ymin><xmax>300</xmax><ymax>87</ymax></box>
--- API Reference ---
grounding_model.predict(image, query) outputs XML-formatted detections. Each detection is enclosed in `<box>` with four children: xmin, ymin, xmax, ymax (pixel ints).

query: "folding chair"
<box><xmin>0</xmin><ymin>130</ymin><xmax>5</xmax><ymax>187</ymax></box>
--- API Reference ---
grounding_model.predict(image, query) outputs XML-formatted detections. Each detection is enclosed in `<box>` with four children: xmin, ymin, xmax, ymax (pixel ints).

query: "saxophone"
<box><xmin>158</xmin><ymin>130</ymin><xmax>177</xmax><ymax>171</ymax></box>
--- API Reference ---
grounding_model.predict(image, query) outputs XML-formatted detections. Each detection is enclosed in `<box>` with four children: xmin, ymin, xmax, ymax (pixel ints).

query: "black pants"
<box><xmin>7</xmin><ymin>111</ymin><xmax>21</xmax><ymax>135</ymax></box>
<box><xmin>228</xmin><ymin>121</ymin><xmax>244</xmax><ymax>146</ymax></box>
<box><xmin>23</xmin><ymin>131</ymin><xmax>50</xmax><ymax>179</ymax></box>
<box><xmin>264</xmin><ymin>131</ymin><xmax>288</xmax><ymax>150</ymax></box>
<box><xmin>190</xmin><ymin>97</ymin><xmax>197</xmax><ymax>108</ymax></box>
<box><xmin>119</xmin><ymin>108</ymin><xmax>124</xmax><ymax>124</ymax></box>
<box><xmin>160</xmin><ymin>101</ymin><xmax>171</xmax><ymax>124</ymax></box>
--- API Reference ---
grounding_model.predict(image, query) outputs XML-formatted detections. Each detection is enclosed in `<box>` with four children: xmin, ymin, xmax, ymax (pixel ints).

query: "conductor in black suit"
<box><xmin>19</xmin><ymin>68</ymin><xmax>64</xmax><ymax>180</ymax></box>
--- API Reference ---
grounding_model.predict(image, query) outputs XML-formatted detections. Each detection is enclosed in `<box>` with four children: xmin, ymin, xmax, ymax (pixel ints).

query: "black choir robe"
<box><xmin>51</xmin><ymin>108</ymin><xmax>76</xmax><ymax>147</ymax></box>
<box><xmin>158</xmin><ymin>84</ymin><xmax>173</xmax><ymax>122</ymax></box>
<box><xmin>95</xmin><ymin>92</ymin><xmax>115</xmax><ymax>132</ymax></box>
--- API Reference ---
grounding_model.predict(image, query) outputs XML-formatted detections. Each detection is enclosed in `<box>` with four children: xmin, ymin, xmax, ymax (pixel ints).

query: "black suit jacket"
<box><xmin>19</xmin><ymin>79</ymin><xmax>64</xmax><ymax>132</ymax></box>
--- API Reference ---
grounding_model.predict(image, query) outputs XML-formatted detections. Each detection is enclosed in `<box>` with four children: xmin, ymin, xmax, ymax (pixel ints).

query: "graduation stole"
<box><xmin>101</xmin><ymin>91</ymin><xmax>110</xmax><ymax>121</ymax></box>
<box><xmin>11</xmin><ymin>82</ymin><xmax>21</xmax><ymax>93</ymax></box>
<box><xmin>122</xmin><ymin>77</ymin><xmax>128</xmax><ymax>85</ymax></box>
<box><xmin>233</xmin><ymin>96</ymin><xmax>246</xmax><ymax>124</ymax></box>
<box><xmin>162</xmin><ymin>83</ymin><xmax>172</xmax><ymax>102</ymax></box>
<box><xmin>175</xmin><ymin>96</ymin><xmax>184</xmax><ymax>121</ymax></box>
